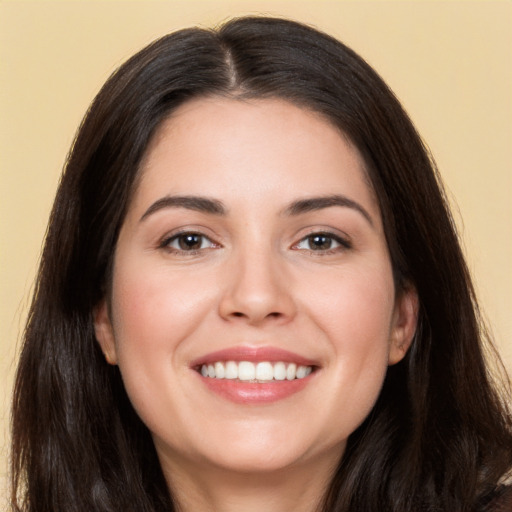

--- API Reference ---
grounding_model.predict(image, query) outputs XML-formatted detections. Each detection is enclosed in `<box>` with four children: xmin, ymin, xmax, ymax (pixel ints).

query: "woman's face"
<box><xmin>95</xmin><ymin>97</ymin><xmax>417</xmax><ymax>479</ymax></box>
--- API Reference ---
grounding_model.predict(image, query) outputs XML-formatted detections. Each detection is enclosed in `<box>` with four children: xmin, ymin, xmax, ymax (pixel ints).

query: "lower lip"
<box><xmin>198</xmin><ymin>374</ymin><xmax>314</xmax><ymax>404</ymax></box>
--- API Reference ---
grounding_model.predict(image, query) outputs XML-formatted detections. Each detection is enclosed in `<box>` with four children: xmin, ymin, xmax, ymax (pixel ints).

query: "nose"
<box><xmin>218</xmin><ymin>247</ymin><xmax>297</xmax><ymax>326</ymax></box>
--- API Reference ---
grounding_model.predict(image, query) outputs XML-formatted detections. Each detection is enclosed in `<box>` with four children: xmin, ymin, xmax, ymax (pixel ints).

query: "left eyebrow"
<box><xmin>140</xmin><ymin>195</ymin><xmax>226</xmax><ymax>222</ymax></box>
<box><xmin>282</xmin><ymin>195</ymin><xmax>374</xmax><ymax>227</ymax></box>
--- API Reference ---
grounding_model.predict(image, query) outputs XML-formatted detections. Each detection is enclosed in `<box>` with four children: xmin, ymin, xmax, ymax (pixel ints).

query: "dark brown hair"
<box><xmin>11</xmin><ymin>16</ymin><xmax>512</xmax><ymax>512</ymax></box>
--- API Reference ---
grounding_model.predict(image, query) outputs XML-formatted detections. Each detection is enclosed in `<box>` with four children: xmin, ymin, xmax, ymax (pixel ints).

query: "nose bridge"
<box><xmin>218</xmin><ymin>239</ymin><xmax>295</xmax><ymax>324</ymax></box>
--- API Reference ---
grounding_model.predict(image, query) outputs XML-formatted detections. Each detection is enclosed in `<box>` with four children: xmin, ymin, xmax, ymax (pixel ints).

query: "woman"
<box><xmin>11</xmin><ymin>16</ymin><xmax>512</xmax><ymax>512</ymax></box>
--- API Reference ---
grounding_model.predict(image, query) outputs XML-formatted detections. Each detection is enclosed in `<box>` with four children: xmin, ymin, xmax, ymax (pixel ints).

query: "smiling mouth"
<box><xmin>198</xmin><ymin>361</ymin><xmax>314</xmax><ymax>382</ymax></box>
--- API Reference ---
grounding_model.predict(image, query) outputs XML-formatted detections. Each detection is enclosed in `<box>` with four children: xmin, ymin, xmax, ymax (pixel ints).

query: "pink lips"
<box><xmin>191</xmin><ymin>346</ymin><xmax>318</xmax><ymax>405</ymax></box>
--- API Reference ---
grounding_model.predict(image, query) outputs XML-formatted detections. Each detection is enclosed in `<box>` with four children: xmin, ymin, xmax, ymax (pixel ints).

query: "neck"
<box><xmin>160</xmin><ymin>453</ymin><xmax>339</xmax><ymax>512</ymax></box>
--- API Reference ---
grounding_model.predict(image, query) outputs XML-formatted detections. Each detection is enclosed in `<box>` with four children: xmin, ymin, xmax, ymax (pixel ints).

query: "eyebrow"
<box><xmin>140</xmin><ymin>195</ymin><xmax>226</xmax><ymax>221</ymax></box>
<box><xmin>283</xmin><ymin>195</ymin><xmax>374</xmax><ymax>226</ymax></box>
<box><xmin>140</xmin><ymin>193</ymin><xmax>373</xmax><ymax>226</ymax></box>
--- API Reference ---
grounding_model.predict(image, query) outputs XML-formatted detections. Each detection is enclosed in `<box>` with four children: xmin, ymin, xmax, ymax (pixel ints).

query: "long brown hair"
<box><xmin>12</xmin><ymin>16</ymin><xmax>512</xmax><ymax>512</ymax></box>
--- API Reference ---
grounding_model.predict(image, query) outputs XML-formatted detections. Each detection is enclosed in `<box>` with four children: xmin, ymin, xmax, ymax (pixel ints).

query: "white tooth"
<box><xmin>286</xmin><ymin>363</ymin><xmax>297</xmax><ymax>380</ymax></box>
<box><xmin>203</xmin><ymin>360</ymin><xmax>311</xmax><ymax>381</ymax></box>
<box><xmin>296</xmin><ymin>365</ymin><xmax>308</xmax><ymax>379</ymax></box>
<box><xmin>238</xmin><ymin>361</ymin><xmax>256</xmax><ymax>381</ymax></box>
<box><xmin>214</xmin><ymin>362</ymin><xmax>225</xmax><ymax>379</ymax></box>
<box><xmin>296</xmin><ymin>366</ymin><xmax>307</xmax><ymax>379</ymax></box>
<box><xmin>225</xmin><ymin>361</ymin><xmax>238</xmax><ymax>379</ymax></box>
<box><xmin>256</xmin><ymin>362</ymin><xmax>273</xmax><ymax>381</ymax></box>
<box><xmin>273</xmin><ymin>362</ymin><xmax>286</xmax><ymax>381</ymax></box>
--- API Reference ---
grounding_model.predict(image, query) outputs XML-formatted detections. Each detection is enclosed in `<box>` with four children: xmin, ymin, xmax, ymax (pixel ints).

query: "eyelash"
<box><xmin>159</xmin><ymin>230</ymin><xmax>351</xmax><ymax>256</ymax></box>
<box><xmin>292</xmin><ymin>232</ymin><xmax>351</xmax><ymax>255</ymax></box>
<box><xmin>159</xmin><ymin>231</ymin><xmax>218</xmax><ymax>255</ymax></box>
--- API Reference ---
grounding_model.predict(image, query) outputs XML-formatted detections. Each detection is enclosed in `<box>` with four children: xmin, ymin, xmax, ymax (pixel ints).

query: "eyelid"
<box><xmin>291</xmin><ymin>229</ymin><xmax>352</xmax><ymax>253</ymax></box>
<box><xmin>158</xmin><ymin>228</ymin><xmax>221</xmax><ymax>254</ymax></box>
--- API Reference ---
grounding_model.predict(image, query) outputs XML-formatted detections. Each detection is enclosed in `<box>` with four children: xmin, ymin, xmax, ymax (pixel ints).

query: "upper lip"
<box><xmin>190</xmin><ymin>346</ymin><xmax>319</xmax><ymax>368</ymax></box>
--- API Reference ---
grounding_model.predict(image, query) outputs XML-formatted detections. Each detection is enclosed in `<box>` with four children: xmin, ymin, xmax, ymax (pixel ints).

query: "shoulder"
<box><xmin>485</xmin><ymin>485</ymin><xmax>512</xmax><ymax>512</ymax></box>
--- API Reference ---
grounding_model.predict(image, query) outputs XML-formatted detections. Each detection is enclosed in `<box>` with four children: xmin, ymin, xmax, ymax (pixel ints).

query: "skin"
<box><xmin>94</xmin><ymin>97</ymin><xmax>418</xmax><ymax>512</ymax></box>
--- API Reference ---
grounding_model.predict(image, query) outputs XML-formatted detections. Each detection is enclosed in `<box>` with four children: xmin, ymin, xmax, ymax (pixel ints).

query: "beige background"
<box><xmin>1</xmin><ymin>0</ymin><xmax>511</xmax><ymax>505</ymax></box>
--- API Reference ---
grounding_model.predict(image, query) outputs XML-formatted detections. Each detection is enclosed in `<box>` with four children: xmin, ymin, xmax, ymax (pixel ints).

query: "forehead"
<box><xmin>132</xmin><ymin>96</ymin><xmax>378</xmax><ymax>220</ymax></box>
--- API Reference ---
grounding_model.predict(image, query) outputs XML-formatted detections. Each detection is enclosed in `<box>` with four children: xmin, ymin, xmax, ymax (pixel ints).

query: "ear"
<box><xmin>93</xmin><ymin>300</ymin><xmax>118</xmax><ymax>365</ymax></box>
<box><xmin>388</xmin><ymin>285</ymin><xmax>419</xmax><ymax>366</ymax></box>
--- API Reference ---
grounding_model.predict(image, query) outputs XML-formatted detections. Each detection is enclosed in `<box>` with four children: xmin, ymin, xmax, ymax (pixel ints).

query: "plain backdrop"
<box><xmin>1</xmin><ymin>0</ymin><xmax>511</xmax><ymax>505</ymax></box>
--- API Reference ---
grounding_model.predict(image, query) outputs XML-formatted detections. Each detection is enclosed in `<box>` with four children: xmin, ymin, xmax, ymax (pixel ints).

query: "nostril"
<box><xmin>229</xmin><ymin>311</ymin><xmax>281</xmax><ymax>320</ymax></box>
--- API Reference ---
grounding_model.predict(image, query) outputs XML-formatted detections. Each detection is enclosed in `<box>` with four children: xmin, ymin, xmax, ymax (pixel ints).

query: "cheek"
<box><xmin>111</xmin><ymin>262</ymin><xmax>212</xmax><ymax>351</ymax></box>
<box><xmin>107</xmin><ymin>261</ymin><xmax>217</xmax><ymax>434</ymax></box>
<box><xmin>108</xmin><ymin>259</ymin><xmax>218</xmax><ymax>413</ymax></box>
<box><xmin>304</xmin><ymin>263</ymin><xmax>395</xmax><ymax>347</ymax></box>
<box><xmin>299</xmin><ymin>265</ymin><xmax>395</xmax><ymax>425</ymax></box>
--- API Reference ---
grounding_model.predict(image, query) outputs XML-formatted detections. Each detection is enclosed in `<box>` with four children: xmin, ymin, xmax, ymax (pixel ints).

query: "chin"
<box><xmin>195</xmin><ymin>428</ymin><xmax>342</xmax><ymax>476</ymax></box>
<box><xmin>200</xmin><ymin>452</ymin><xmax>309</xmax><ymax>477</ymax></box>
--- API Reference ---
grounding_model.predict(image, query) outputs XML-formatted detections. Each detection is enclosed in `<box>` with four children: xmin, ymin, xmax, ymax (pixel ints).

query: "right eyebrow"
<box><xmin>140</xmin><ymin>195</ymin><xmax>226</xmax><ymax>222</ymax></box>
<box><xmin>282</xmin><ymin>194</ymin><xmax>374</xmax><ymax>227</ymax></box>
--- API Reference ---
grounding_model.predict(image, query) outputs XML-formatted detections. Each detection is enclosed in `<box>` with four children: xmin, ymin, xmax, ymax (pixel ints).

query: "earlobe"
<box><xmin>93</xmin><ymin>300</ymin><xmax>118</xmax><ymax>365</ymax></box>
<box><xmin>388</xmin><ymin>286</ymin><xmax>419</xmax><ymax>366</ymax></box>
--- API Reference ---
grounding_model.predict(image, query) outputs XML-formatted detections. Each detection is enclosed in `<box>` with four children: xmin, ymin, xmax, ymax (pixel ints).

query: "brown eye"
<box><xmin>177</xmin><ymin>233</ymin><xmax>204</xmax><ymax>250</ymax></box>
<box><xmin>307</xmin><ymin>234</ymin><xmax>334</xmax><ymax>250</ymax></box>
<box><xmin>162</xmin><ymin>232</ymin><xmax>216</xmax><ymax>253</ymax></box>
<box><xmin>294</xmin><ymin>232</ymin><xmax>350</xmax><ymax>252</ymax></box>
